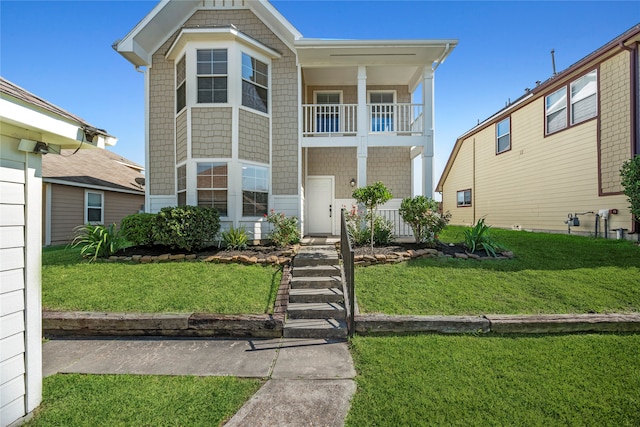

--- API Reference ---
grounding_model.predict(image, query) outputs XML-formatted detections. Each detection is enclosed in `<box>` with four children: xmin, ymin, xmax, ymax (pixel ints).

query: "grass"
<box><xmin>25</xmin><ymin>374</ymin><xmax>262</xmax><ymax>426</ymax></box>
<box><xmin>356</xmin><ymin>227</ymin><xmax>640</xmax><ymax>315</ymax></box>
<box><xmin>346</xmin><ymin>333</ymin><xmax>640</xmax><ymax>427</ymax></box>
<box><xmin>42</xmin><ymin>246</ymin><xmax>281</xmax><ymax>314</ymax></box>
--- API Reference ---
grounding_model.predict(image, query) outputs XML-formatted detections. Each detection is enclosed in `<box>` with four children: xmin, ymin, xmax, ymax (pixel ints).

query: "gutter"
<box><xmin>432</xmin><ymin>43</ymin><xmax>451</xmax><ymax>72</ymax></box>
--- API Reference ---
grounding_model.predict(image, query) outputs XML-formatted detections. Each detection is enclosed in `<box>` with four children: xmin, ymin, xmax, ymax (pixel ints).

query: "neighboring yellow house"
<box><xmin>437</xmin><ymin>24</ymin><xmax>640</xmax><ymax>239</ymax></box>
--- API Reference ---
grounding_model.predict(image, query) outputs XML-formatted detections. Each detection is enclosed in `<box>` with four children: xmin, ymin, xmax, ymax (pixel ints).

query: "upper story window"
<box><xmin>369</xmin><ymin>92</ymin><xmax>395</xmax><ymax>132</ymax></box>
<box><xmin>496</xmin><ymin>117</ymin><xmax>511</xmax><ymax>154</ymax></box>
<box><xmin>197</xmin><ymin>49</ymin><xmax>228</xmax><ymax>104</ymax></box>
<box><xmin>85</xmin><ymin>191</ymin><xmax>104</xmax><ymax>224</ymax></box>
<box><xmin>197</xmin><ymin>162</ymin><xmax>228</xmax><ymax>216</ymax></box>
<box><xmin>545</xmin><ymin>87</ymin><xmax>567</xmax><ymax>134</ymax></box>
<box><xmin>545</xmin><ymin>69</ymin><xmax>597</xmax><ymax>135</ymax></box>
<box><xmin>176</xmin><ymin>56</ymin><xmax>186</xmax><ymax>113</ymax></box>
<box><xmin>570</xmin><ymin>70</ymin><xmax>597</xmax><ymax>125</ymax></box>
<box><xmin>457</xmin><ymin>189</ymin><xmax>472</xmax><ymax>207</ymax></box>
<box><xmin>242</xmin><ymin>53</ymin><xmax>268</xmax><ymax>113</ymax></box>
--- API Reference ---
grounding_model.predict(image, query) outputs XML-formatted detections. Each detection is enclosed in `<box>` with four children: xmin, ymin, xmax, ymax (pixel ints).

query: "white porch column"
<box><xmin>422</xmin><ymin>68</ymin><xmax>434</xmax><ymax>198</ymax></box>
<box><xmin>357</xmin><ymin>66</ymin><xmax>367</xmax><ymax>187</ymax></box>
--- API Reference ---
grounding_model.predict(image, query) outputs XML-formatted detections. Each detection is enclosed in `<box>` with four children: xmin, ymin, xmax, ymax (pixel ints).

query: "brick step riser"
<box><xmin>290</xmin><ymin>279</ymin><xmax>342</xmax><ymax>289</ymax></box>
<box><xmin>288</xmin><ymin>310</ymin><xmax>346</xmax><ymax>320</ymax></box>
<box><xmin>289</xmin><ymin>294</ymin><xmax>344</xmax><ymax>304</ymax></box>
<box><xmin>283</xmin><ymin>327</ymin><xmax>347</xmax><ymax>339</ymax></box>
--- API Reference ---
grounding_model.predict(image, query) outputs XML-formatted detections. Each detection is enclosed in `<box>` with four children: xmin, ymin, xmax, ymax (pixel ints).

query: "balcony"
<box><xmin>302</xmin><ymin>103</ymin><xmax>424</xmax><ymax>137</ymax></box>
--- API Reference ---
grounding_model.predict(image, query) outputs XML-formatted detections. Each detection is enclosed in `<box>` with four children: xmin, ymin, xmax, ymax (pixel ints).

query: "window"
<box><xmin>177</xmin><ymin>165</ymin><xmax>186</xmax><ymax>206</ymax></box>
<box><xmin>369</xmin><ymin>92</ymin><xmax>395</xmax><ymax>132</ymax></box>
<box><xmin>197</xmin><ymin>49</ymin><xmax>227</xmax><ymax>103</ymax></box>
<box><xmin>496</xmin><ymin>117</ymin><xmax>511</xmax><ymax>154</ymax></box>
<box><xmin>242</xmin><ymin>53</ymin><xmax>268</xmax><ymax>113</ymax></box>
<box><xmin>176</xmin><ymin>55</ymin><xmax>186</xmax><ymax>113</ymax></box>
<box><xmin>242</xmin><ymin>165</ymin><xmax>268</xmax><ymax>216</ymax></box>
<box><xmin>197</xmin><ymin>162</ymin><xmax>227</xmax><ymax>215</ymax></box>
<box><xmin>545</xmin><ymin>87</ymin><xmax>567</xmax><ymax>134</ymax></box>
<box><xmin>85</xmin><ymin>191</ymin><xmax>104</xmax><ymax>224</ymax></box>
<box><xmin>570</xmin><ymin>70</ymin><xmax>597</xmax><ymax>125</ymax></box>
<box><xmin>457</xmin><ymin>189</ymin><xmax>472</xmax><ymax>207</ymax></box>
<box><xmin>315</xmin><ymin>92</ymin><xmax>341</xmax><ymax>133</ymax></box>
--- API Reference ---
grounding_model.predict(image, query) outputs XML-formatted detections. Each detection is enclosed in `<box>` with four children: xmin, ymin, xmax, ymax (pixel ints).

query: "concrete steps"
<box><xmin>283</xmin><ymin>245</ymin><xmax>347</xmax><ymax>339</ymax></box>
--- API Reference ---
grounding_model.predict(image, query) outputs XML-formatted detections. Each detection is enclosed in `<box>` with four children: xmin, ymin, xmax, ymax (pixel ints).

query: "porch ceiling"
<box><xmin>302</xmin><ymin>65</ymin><xmax>421</xmax><ymax>86</ymax></box>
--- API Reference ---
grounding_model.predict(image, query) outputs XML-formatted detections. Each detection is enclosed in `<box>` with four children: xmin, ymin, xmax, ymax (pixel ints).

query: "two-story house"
<box><xmin>437</xmin><ymin>24</ymin><xmax>640</xmax><ymax>238</ymax></box>
<box><xmin>115</xmin><ymin>0</ymin><xmax>456</xmax><ymax>238</ymax></box>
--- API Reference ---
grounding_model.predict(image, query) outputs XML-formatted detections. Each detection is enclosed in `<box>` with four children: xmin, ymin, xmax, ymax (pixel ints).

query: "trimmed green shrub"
<box><xmin>71</xmin><ymin>223</ymin><xmax>127</xmax><ymax>262</ymax></box>
<box><xmin>463</xmin><ymin>218</ymin><xmax>505</xmax><ymax>257</ymax></box>
<box><xmin>352</xmin><ymin>182</ymin><xmax>393</xmax><ymax>254</ymax></box>
<box><xmin>120</xmin><ymin>213</ymin><xmax>156</xmax><ymax>246</ymax></box>
<box><xmin>344</xmin><ymin>207</ymin><xmax>394</xmax><ymax>246</ymax></box>
<box><xmin>221</xmin><ymin>226</ymin><xmax>250</xmax><ymax>250</ymax></box>
<box><xmin>399</xmin><ymin>195</ymin><xmax>451</xmax><ymax>246</ymax></box>
<box><xmin>265</xmin><ymin>209</ymin><xmax>301</xmax><ymax>247</ymax></box>
<box><xmin>154</xmin><ymin>206</ymin><xmax>220</xmax><ymax>252</ymax></box>
<box><xmin>620</xmin><ymin>156</ymin><xmax>640</xmax><ymax>220</ymax></box>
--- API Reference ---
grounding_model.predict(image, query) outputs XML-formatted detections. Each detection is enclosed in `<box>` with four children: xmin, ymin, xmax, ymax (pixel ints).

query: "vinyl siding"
<box><xmin>307</xmin><ymin>147</ymin><xmax>357</xmax><ymax>199</ymax></box>
<box><xmin>238</xmin><ymin>109</ymin><xmax>269</xmax><ymax>164</ymax></box>
<box><xmin>442</xmin><ymin>135</ymin><xmax>475</xmax><ymax>225</ymax></box>
<box><xmin>176</xmin><ymin>110</ymin><xmax>187</xmax><ymax>163</ymax></box>
<box><xmin>367</xmin><ymin>147</ymin><xmax>411</xmax><ymax>198</ymax></box>
<box><xmin>191</xmin><ymin>108</ymin><xmax>232</xmax><ymax>159</ymax></box>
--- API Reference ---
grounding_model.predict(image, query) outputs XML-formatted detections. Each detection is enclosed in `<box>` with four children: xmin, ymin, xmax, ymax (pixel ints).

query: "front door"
<box><xmin>307</xmin><ymin>176</ymin><xmax>333</xmax><ymax>235</ymax></box>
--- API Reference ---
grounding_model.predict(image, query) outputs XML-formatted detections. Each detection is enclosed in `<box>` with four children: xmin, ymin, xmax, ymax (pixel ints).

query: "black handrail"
<box><xmin>340</xmin><ymin>209</ymin><xmax>355</xmax><ymax>337</ymax></box>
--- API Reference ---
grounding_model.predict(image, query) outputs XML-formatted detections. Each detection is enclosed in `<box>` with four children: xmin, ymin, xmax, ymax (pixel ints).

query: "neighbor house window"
<box><xmin>457</xmin><ymin>189</ymin><xmax>471</xmax><ymax>207</ymax></box>
<box><xmin>496</xmin><ymin>117</ymin><xmax>511</xmax><ymax>154</ymax></box>
<box><xmin>197</xmin><ymin>162</ymin><xmax>227</xmax><ymax>216</ymax></box>
<box><xmin>85</xmin><ymin>191</ymin><xmax>104</xmax><ymax>224</ymax></box>
<box><xmin>570</xmin><ymin>70</ymin><xmax>597</xmax><ymax>125</ymax></box>
<box><xmin>545</xmin><ymin>87</ymin><xmax>567</xmax><ymax>134</ymax></box>
<box><xmin>177</xmin><ymin>165</ymin><xmax>186</xmax><ymax>206</ymax></box>
<box><xmin>242</xmin><ymin>164</ymin><xmax>268</xmax><ymax>216</ymax></box>
<box><xmin>241</xmin><ymin>53</ymin><xmax>268</xmax><ymax>113</ymax></box>
<box><xmin>197</xmin><ymin>49</ymin><xmax>227</xmax><ymax>103</ymax></box>
<box><xmin>176</xmin><ymin>55</ymin><xmax>186</xmax><ymax>112</ymax></box>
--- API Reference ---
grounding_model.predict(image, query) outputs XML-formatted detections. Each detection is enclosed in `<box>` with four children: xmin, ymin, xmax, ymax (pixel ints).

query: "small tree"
<box><xmin>399</xmin><ymin>195</ymin><xmax>451</xmax><ymax>246</ymax></box>
<box><xmin>352</xmin><ymin>182</ymin><xmax>392</xmax><ymax>254</ymax></box>
<box><xmin>620</xmin><ymin>156</ymin><xmax>640</xmax><ymax>221</ymax></box>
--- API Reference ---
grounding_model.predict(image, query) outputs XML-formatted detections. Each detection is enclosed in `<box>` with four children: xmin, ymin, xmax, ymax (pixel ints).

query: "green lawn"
<box><xmin>25</xmin><ymin>374</ymin><xmax>262</xmax><ymax>426</ymax></box>
<box><xmin>346</xmin><ymin>333</ymin><xmax>640</xmax><ymax>427</ymax></box>
<box><xmin>356</xmin><ymin>227</ymin><xmax>640</xmax><ymax>315</ymax></box>
<box><xmin>42</xmin><ymin>246</ymin><xmax>281</xmax><ymax>314</ymax></box>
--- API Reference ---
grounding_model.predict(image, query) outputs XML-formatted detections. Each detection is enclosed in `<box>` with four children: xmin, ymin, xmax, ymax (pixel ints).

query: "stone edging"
<box><xmin>104</xmin><ymin>247</ymin><xmax>299</xmax><ymax>266</ymax></box>
<box><xmin>354</xmin><ymin>313</ymin><xmax>640</xmax><ymax>335</ymax></box>
<box><xmin>353</xmin><ymin>248</ymin><xmax>514</xmax><ymax>266</ymax></box>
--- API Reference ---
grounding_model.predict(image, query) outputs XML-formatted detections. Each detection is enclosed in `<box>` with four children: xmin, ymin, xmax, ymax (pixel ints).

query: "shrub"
<box><xmin>399</xmin><ymin>196</ymin><xmax>451</xmax><ymax>246</ymax></box>
<box><xmin>463</xmin><ymin>218</ymin><xmax>505</xmax><ymax>257</ymax></box>
<box><xmin>153</xmin><ymin>206</ymin><xmax>220</xmax><ymax>252</ymax></box>
<box><xmin>344</xmin><ymin>206</ymin><xmax>394</xmax><ymax>246</ymax></box>
<box><xmin>265</xmin><ymin>209</ymin><xmax>300</xmax><ymax>247</ymax></box>
<box><xmin>71</xmin><ymin>223</ymin><xmax>127</xmax><ymax>262</ymax></box>
<box><xmin>221</xmin><ymin>226</ymin><xmax>250</xmax><ymax>250</ymax></box>
<box><xmin>120</xmin><ymin>213</ymin><xmax>156</xmax><ymax>246</ymax></box>
<box><xmin>352</xmin><ymin>182</ymin><xmax>393</xmax><ymax>254</ymax></box>
<box><xmin>620</xmin><ymin>156</ymin><xmax>640</xmax><ymax>220</ymax></box>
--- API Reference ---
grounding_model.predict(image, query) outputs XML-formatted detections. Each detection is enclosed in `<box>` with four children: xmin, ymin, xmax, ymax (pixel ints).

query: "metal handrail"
<box><xmin>340</xmin><ymin>209</ymin><xmax>355</xmax><ymax>337</ymax></box>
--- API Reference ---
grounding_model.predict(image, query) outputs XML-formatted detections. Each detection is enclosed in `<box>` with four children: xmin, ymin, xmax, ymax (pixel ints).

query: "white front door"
<box><xmin>307</xmin><ymin>176</ymin><xmax>333</xmax><ymax>235</ymax></box>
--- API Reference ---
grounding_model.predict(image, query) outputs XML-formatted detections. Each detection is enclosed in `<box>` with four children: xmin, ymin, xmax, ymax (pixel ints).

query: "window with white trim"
<box><xmin>457</xmin><ymin>189</ymin><xmax>472</xmax><ymax>207</ymax></box>
<box><xmin>545</xmin><ymin>87</ymin><xmax>567</xmax><ymax>134</ymax></box>
<box><xmin>177</xmin><ymin>165</ymin><xmax>186</xmax><ymax>206</ymax></box>
<box><xmin>242</xmin><ymin>164</ymin><xmax>268</xmax><ymax>216</ymax></box>
<box><xmin>197</xmin><ymin>49</ymin><xmax>228</xmax><ymax>104</ymax></box>
<box><xmin>85</xmin><ymin>191</ymin><xmax>104</xmax><ymax>224</ymax></box>
<box><xmin>176</xmin><ymin>55</ymin><xmax>186</xmax><ymax>113</ymax></box>
<box><xmin>369</xmin><ymin>92</ymin><xmax>395</xmax><ymax>132</ymax></box>
<box><xmin>315</xmin><ymin>92</ymin><xmax>341</xmax><ymax>133</ymax></box>
<box><xmin>197</xmin><ymin>162</ymin><xmax>227</xmax><ymax>216</ymax></box>
<box><xmin>496</xmin><ymin>117</ymin><xmax>511</xmax><ymax>154</ymax></box>
<box><xmin>241</xmin><ymin>53</ymin><xmax>268</xmax><ymax>113</ymax></box>
<box><xmin>570</xmin><ymin>70</ymin><xmax>597</xmax><ymax>125</ymax></box>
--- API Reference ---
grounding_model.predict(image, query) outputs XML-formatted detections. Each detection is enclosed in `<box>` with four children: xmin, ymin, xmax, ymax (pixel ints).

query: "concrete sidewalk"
<box><xmin>43</xmin><ymin>337</ymin><xmax>356</xmax><ymax>426</ymax></box>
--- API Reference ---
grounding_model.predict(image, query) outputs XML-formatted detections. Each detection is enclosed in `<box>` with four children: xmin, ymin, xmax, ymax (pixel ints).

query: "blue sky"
<box><xmin>1</xmin><ymin>1</ymin><xmax>638</xmax><ymax>193</ymax></box>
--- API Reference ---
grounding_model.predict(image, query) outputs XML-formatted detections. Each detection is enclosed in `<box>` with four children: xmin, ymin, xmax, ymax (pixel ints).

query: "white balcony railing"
<box><xmin>302</xmin><ymin>103</ymin><xmax>424</xmax><ymax>136</ymax></box>
<box><xmin>302</xmin><ymin>104</ymin><xmax>357</xmax><ymax>136</ymax></box>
